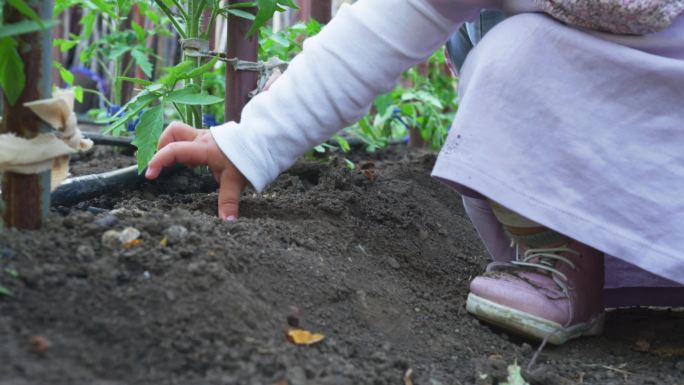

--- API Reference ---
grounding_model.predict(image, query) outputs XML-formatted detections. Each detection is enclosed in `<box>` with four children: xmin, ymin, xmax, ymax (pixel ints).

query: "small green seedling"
<box><xmin>500</xmin><ymin>363</ymin><xmax>529</xmax><ymax>385</ymax></box>
<box><xmin>0</xmin><ymin>267</ymin><xmax>18</xmax><ymax>297</ymax></box>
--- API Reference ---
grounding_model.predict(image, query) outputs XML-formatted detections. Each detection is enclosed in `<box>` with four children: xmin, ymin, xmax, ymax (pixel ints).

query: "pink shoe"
<box><xmin>466</xmin><ymin>240</ymin><xmax>605</xmax><ymax>345</ymax></box>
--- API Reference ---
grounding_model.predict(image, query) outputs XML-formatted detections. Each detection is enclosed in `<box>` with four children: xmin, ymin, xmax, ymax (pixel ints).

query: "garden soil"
<box><xmin>1</xmin><ymin>149</ymin><xmax>683</xmax><ymax>385</ymax></box>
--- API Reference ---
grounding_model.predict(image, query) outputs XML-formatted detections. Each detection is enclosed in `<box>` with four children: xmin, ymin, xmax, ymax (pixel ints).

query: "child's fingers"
<box><xmin>157</xmin><ymin>121</ymin><xmax>201</xmax><ymax>150</ymax></box>
<box><xmin>218</xmin><ymin>169</ymin><xmax>244</xmax><ymax>221</ymax></box>
<box><xmin>145</xmin><ymin>142</ymin><xmax>208</xmax><ymax>180</ymax></box>
<box><xmin>262</xmin><ymin>69</ymin><xmax>282</xmax><ymax>92</ymax></box>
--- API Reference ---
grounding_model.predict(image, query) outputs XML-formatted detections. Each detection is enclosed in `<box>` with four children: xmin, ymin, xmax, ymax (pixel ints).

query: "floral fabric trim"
<box><xmin>533</xmin><ymin>0</ymin><xmax>684</xmax><ymax>34</ymax></box>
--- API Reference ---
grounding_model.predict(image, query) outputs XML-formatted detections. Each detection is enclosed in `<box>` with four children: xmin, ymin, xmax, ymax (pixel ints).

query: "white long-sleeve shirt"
<box><xmin>210</xmin><ymin>0</ymin><xmax>500</xmax><ymax>192</ymax></box>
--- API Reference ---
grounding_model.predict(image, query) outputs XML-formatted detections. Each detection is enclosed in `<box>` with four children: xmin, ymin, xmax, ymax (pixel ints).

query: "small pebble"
<box><xmin>287</xmin><ymin>314</ymin><xmax>300</xmax><ymax>328</ymax></box>
<box><xmin>163</xmin><ymin>225</ymin><xmax>188</xmax><ymax>245</ymax></box>
<box><xmin>287</xmin><ymin>366</ymin><xmax>307</xmax><ymax>385</ymax></box>
<box><xmin>119</xmin><ymin>227</ymin><xmax>141</xmax><ymax>243</ymax></box>
<box><xmin>675</xmin><ymin>360</ymin><xmax>684</xmax><ymax>372</ymax></box>
<box><xmin>387</xmin><ymin>257</ymin><xmax>400</xmax><ymax>269</ymax></box>
<box><xmin>0</xmin><ymin>247</ymin><xmax>16</xmax><ymax>259</ymax></box>
<box><xmin>94</xmin><ymin>214</ymin><xmax>119</xmax><ymax>228</ymax></box>
<box><xmin>418</xmin><ymin>229</ymin><xmax>429</xmax><ymax>240</ymax></box>
<box><xmin>30</xmin><ymin>335</ymin><xmax>51</xmax><ymax>353</ymax></box>
<box><xmin>101</xmin><ymin>230</ymin><xmax>122</xmax><ymax>249</ymax></box>
<box><xmin>76</xmin><ymin>245</ymin><xmax>96</xmax><ymax>262</ymax></box>
<box><xmin>187</xmin><ymin>262</ymin><xmax>204</xmax><ymax>275</ymax></box>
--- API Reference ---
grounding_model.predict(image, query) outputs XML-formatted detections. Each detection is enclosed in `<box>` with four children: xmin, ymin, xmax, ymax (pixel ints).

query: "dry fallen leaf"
<box><xmin>362</xmin><ymin>169</ymin><xmax>376</xmax><ymax>181</ymax></box>
<box><xmin>30</xmin><ymin>335</ymin><xmax>51</xmax><ymax>353</ymax></box>
<box><xmin>404</xmin><ymin>368</ymin><xmax>414</xmax><ymax>385</ymax></box>
<box><xmin>159</xmin><ymin>237</ymin><xmax>169</xmax><ymax>247</ymax></box>
<box><xmin>286</xmin><ymin>328</ymin><xmax>325</xmax><ymax>346</ymax></box>
<box><xmin>634</xmin><ymin>339</ymin><xmax>651</xmax><ymax>352</ymax></box>
<box><xmin>123</xmin><ymin>239</ymin><xmax>143</xmax><ymax>249</ymax></box>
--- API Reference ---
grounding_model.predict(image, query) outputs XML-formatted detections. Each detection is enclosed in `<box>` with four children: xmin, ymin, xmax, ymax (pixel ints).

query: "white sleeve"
<box><xmin>210</xmin><ymin>0</ymin><xmax>497</xmax><ymax>192</ymax></box>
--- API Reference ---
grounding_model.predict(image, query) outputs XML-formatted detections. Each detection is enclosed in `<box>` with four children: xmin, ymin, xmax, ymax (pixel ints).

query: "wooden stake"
<box><xmin>311</xmin><ymin>0</ymin><xmax>332</xmax><ymax>24</ymax></box>
<box><xmin>298</xmin><ymin>0</ymin><xmax>332</xmax><ymax>23</ymax></box>
<box><xmin>225</xmin><ymin>0</ymin><xmax>258</xmax><ymax>123</ymax></box>
<box><xmin>1</xmin><ymin>1</ymin><xmax>54</xmax><ymax>229</ymax></box>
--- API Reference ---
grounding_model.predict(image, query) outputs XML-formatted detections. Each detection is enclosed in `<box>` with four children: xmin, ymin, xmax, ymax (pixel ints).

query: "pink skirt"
<box><xmin>432</xmin><ymin>13</ymin><xmax>684</xmax><ymax>305</ymax></box>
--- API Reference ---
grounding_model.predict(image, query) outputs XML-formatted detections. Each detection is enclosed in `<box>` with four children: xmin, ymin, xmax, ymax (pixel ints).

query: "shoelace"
<box><xmin>510</xmin><ymin>242</ymin><xmax>581</xmax><ymax>327</ymax></box>
<box><xmin>513</xmin><ymin>246</ymin><xmax>583</xmax><ymax>369</ymax></box>
<box><xmin>511</xmin><ymin>243</ymin><xmax>579</xmax><ymax>283</ymax></box>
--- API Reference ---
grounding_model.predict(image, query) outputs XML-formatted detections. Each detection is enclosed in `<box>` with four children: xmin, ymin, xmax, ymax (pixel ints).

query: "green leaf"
<box><xmin>102</xmin><ymin>91</ymin><xmax>160</xmax><ymax>133</ymax></box>
<box><xmin>0</xmin><ymin>285</ymin><xmax>13</xmax><ymax>297</ymax></box>
<box><xmin>117</xmin><ymin>76</ymin><xmax>154</xmax><ymax>86</ymax></box>
<box><xmin>131</xmin><ymin>21</ymin><xmax>145</xmax><ymax>42</ymax></box>
<box><xmin>53</xmin><ymin>37</ymin><xmax>78</xmax><ymax>52</ymax></box>
<box><xmin>86</xmin><ymin>0</ymin><xmax>116</xmax><ymax>18</ymax></box>
<box><xmin>227</xmin><ymin>9</ymin><xmax>255</xmax><ymax>20</ymax></box>
<box><xmin>344</xmin><ymin>158</ymin><xmax>355</xmax><ymax>170</ymax></box>
<box><xmin>248</xmin><ymin>0</ymin><xmax>277</xmax><ymax>36</ymax></box>
<box><xmin>131</xmin><ymin>47</ymin><xmax>153</xmax><ymax>78</ymax></box>
<box><xmin>7</xmin><ymin>0</ymin><xmax>43</xmax><ymax>26</ymax></box>
<box><xmin>0</xmin><ymin>37</ymin><xmax>25</xmax><ymax>105</ymax></box>
<box><xmin>178</xmin><ymin>56</ymin><xmax>219</xmax><ymax>80</ymax></box>
<box><xmin>500</xmin><ymin>364</ymin><xmax>529</xmax><ymax>385</ymax></box>
<box><xmin>158</xmin><ymin>60</ymin><xmax>196</xmax><ymax>87</ymax></box>
<box><xmin>108</xmin><ymin>44</ymin><xmax>130</xmax><ymax>60</ymax></box>
<box><xmin>60</xmin><ymin>67</ymin><xmax>74</xmax><ymax>84</ymax></box>
<box><xmin>144</xmin><ymin>8</ymin><xmax>160</xmax><ymax>24</ymax></box>
<box><xmin>132</xmin><ymin>104</ymin><xmax>165</xmax><ymax>173</ymax></box>
<box><xmin>53</xmin><ymin>61</ymin><xmax>74</xmax><ymax>85</ymax></box>
<box><xmin>73</xmin><ymin>86</ymin><xmax>84</xmax><ymax>103</ymax></box>
<box><xmin>99</xmin><ymin>83</ymin><xmax>164</xmax><ymax>126</ymax></box>
<box><xmin>277</xmin><ymin>0</ymin><xmax>298</xmax><ymax>9</ymax></box>
<box><xmin>165</xmin><ymin>87</ymin><xmax>223</xmax><ymax>105</ymax></box>
<box><xmin>80</xmin><ymin>11</ymin><xmax>96</xmax><ymax>39</ymax></box>
<box><xmin>0</xmin><ymin>19</ymin><xmax>57</xmax><ymax>39</ymax></box>
<box><xmin>334</xmin><ymin>135</ymin><xmax>350</xmax><ymax>152</ymax></box>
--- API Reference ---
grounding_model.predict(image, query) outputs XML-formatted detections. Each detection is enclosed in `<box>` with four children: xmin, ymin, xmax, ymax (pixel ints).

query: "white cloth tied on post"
<box><xmin>0</xmin><ymin>89</ymin><xmax>93</xmax><ymax>190</ymax></box>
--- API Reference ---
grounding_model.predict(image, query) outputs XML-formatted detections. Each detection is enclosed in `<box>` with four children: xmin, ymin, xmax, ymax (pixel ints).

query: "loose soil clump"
<box><xmin>1</xmin><ymin>150</ymin><xmax>682</xmax><ymax>385</ymax></box>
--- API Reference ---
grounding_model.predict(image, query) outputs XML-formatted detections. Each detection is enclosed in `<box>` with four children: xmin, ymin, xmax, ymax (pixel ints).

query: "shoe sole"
<box><xmin>466</xmin><ymin>293</ymin><xmax>605</xmax><ymax>345</ymax></box>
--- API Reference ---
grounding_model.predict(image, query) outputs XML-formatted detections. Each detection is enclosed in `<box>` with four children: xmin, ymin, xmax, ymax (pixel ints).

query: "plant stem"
<box><xmin>82</xmin><ymin>88</ymin><xmax>115</xmax><ymax>107</ymax></box>
<box><xmin>170</xmin><ymin>0</ymin><xmax>189</xmax><ymax>22</ymax></box>
<box><xmin>153</xmin><ymin>0</ymin><xmax>188</xmax><ymax>38</ymax></box>
<box><xmin>172</xmin><ymin>102</ymin><xmax>187</xmax><ymax>122</ymax></box>
<box><xmin>182</xmin><ymin>0</ymin><xmax>207</xmax><ymax>127</ymax></box>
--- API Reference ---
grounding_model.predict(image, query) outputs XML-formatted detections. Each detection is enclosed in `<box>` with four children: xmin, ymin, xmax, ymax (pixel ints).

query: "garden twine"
<box><xmin>0</xmin><ymin>89</ymin><xmax>93</xmax><ymax>190</ymax></box>
<box><xmin>181</xmin><ymin>38</ymin><xmax>289</xmax><ymax>97</ymax></box>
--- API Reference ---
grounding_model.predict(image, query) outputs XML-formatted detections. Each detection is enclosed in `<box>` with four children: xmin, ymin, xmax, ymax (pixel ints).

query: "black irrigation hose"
<box><xmin>51</xmin><ymin>165</ymin><xmax>144</xmax><ymax>206</ymax></box>
<box><xmin>51</xmin><ymin>164</ymin><xmax>183</xmax><ymax>207</ymax></box>
<box><xmin>82</xmin><ymin>132</ymin><xmax>134</xmax><ymax>148</ymax></box>
<box><xmin>80</xmin><ymin>132</ymin><xmax>405</xmax><ymax>150</ymax></box>
<box><xmin>51</xmin><ymin>131</ymin><xmax>406</xmax><ymax>207</ymax></box>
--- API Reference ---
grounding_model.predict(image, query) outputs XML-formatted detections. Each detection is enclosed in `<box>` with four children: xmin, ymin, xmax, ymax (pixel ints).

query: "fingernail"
<box><xmin>145</xmin><ymin>168</ymin><xmax>153</xmax><ymax>178</ymax></box>
<box><xmin>224</xmin><ymin>215</ymin><xmax>237</xmax><ymax>222</ymax></box>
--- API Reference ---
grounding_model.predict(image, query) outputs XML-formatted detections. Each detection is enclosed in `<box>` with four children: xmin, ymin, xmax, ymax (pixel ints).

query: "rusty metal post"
<box><xmin>225</xmin><ymin>0</ymin><xmax>259</xmax><ymax>123</ymax></box>
<box><xmin>311</xmin><ymin>0</ymin><xmax>332</xmax><ymax>23</ymax></box>
<box><xmin>299</xmin><ymin>0</ymin><xmax>332</xmax><ymax>23</ymax></box>
<box><xmin>298</xmin><ymin>0</ymin><xmax>311</xmax><ymax>21</ymax></box>
<box><xmin>408</xmin><ymin>61</ymin><xmax>429</xmax><ymax>148</ymax></box>
<box><xmin>1</xmin><ymin>0</ymin><xmax>54</xmax><ymax>229</ymax></box>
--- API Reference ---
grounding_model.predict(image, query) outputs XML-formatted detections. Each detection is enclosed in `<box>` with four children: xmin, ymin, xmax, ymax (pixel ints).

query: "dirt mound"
<box><xmin>1</xmin><ymin>151</ymin><xmax>682</xmax><ymax>384</ymax></box>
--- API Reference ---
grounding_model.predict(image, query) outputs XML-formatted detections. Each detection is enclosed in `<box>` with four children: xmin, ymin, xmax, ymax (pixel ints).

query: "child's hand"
<box><xmin>145</xmin><ymin>122</ymin><xmax>247</xmax><ymax>220</ymax></box>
